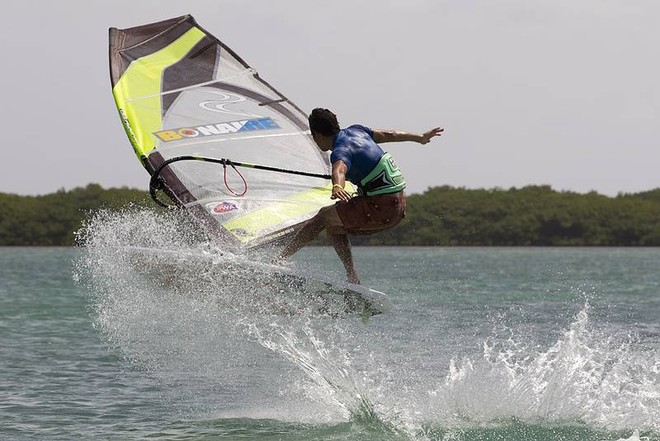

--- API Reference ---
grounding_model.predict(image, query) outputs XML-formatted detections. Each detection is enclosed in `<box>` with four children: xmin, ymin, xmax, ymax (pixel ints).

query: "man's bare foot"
<box><xmin>347</xmin><ymin>271</ymin><xmax>360</xmax><ymax>285</ymax></box>
<box><xmin>271</xmin><ymin>255</ymin><xmax>287</xmax><ymax>266</ymax></box>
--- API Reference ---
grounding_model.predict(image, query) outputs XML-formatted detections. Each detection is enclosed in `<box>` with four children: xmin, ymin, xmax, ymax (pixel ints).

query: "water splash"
<box><xmin>75</xmin><ymin>207</ymin><xmax>390</xmax><ymax>424</ymax></box>
<box><xmin>75</xmin><ymin>208</ymin><xmax>660</xmax><ymax>438</ymax></box>
<box><xmin>242</xmin><ymin>316</ymin><xmax>407</xmax><ymax>436</ymax></box>
<box><xmin>433</xmin><ymin>304</ymin><xmax>659</xmax><ymax>432</ymax></box>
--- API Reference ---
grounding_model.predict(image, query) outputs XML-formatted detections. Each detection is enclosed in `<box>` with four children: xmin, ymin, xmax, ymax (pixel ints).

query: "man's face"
<box><xmin>312</xmin><ymin>132</ymin><xmax>331</xmax><ymax>152</ymax></box>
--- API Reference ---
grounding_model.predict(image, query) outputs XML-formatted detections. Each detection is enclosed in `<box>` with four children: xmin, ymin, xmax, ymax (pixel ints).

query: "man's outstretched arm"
<box><xmin>372</xmin><ymin>127</ymin><xmax>444</xmax><ymax>145</ymax></box>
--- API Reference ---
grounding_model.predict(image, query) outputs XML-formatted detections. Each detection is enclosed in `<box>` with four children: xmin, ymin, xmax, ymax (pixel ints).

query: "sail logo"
<box><xmin>154</xmin><ymin>117</ymin><xmax>279</xmax><ymax>142</ymax></box>
<box><xmin>206</xmin><ymin>201</ymin><xmax>239</xmax><ymax>215</ymax></box>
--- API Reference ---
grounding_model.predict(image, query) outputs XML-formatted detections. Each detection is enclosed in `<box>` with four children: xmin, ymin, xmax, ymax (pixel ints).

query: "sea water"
<box><xmin>0</xmin><ymin>208</ymin><xmax>658</xmax><ymax>440</ymax></box>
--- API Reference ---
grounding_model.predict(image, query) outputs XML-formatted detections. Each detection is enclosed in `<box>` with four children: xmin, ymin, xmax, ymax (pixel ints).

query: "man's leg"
<box><xmin>279</xmin><ymin>216</ymin><xmax>325</xmax><ymax>259</ymax></box>
<box><xmin>279</xmin><ymin>205</ymin><xmax>342</xmax><ymax>259</ymax></box>
<box><xmin>279</xmin><ymin>205</ymin><xmax>360</xmax><ymax>283</ymax></box>
<box><xmin>327</xmin><ymin>228</ymin><xmax>360</xmax><ymax>284</ymax></box>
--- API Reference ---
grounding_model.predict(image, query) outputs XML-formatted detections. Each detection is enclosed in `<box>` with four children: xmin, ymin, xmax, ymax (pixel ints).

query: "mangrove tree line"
<box><xmin>1</xmin><ymin>184</ymin><xmax>659</xmax><ymax>246</ymax></box>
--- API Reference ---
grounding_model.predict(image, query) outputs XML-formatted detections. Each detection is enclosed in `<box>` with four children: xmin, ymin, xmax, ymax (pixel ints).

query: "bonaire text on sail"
<box><xmin>154</xmin><ymin>117</ymin><xmax>279</xmax><ymax>142</ymax></box>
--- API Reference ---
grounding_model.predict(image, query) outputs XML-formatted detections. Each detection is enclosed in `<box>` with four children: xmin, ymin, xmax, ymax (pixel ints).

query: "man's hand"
<box><xmin>331</xmin><ymin>185</ymin><xmax>352</xmax><ymax>202</ymax></box>
<box><xmin>419</xmin><ymin>127</ymin><xmax>444</xmax><ymax>144</ymax></box>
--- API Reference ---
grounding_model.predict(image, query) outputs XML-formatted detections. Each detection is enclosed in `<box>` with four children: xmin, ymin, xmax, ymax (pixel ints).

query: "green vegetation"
<box><xmin>0</xmin><ymin>184</ymin><xmax>154</xmax><ymax>246</ymax></box>
<box><xmin>1</xmin><ymin>184</ymin><xmax>659</xmax><ymax>246</ymax></box>
<box><xmin>351</xmin><ymin>186</ymin><xmax>660</xmax><ymax>246</ymax></box>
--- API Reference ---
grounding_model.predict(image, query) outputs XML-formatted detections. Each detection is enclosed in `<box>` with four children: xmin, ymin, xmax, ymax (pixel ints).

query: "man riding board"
<box><xmin>278</xmin><ymin>108</ymin><xmax>443</xmax><ymax>284</ymax></box>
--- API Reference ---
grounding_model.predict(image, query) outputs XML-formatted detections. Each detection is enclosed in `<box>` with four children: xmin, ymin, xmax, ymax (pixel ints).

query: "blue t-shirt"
<box><xmin>330</xmin><ymin>124</ymin><xmax>385</xmax><ymax>184</ymax></box>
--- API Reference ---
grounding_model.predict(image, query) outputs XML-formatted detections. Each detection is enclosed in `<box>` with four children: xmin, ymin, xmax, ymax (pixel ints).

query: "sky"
<box><xmin>1</xmin><ymin>0</ymin><xmax>658</xmax><ymax>196</ymax></box>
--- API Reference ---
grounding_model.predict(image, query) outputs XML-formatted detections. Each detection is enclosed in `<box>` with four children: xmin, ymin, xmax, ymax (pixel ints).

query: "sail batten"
<box><xmin>124</xmin><ymin>71</ymin><xmax>259</xmax><ymax>103</ymax></box>
<box><xmin>154</xmin><ymin>132</ymin><xmax>312</xmax><ymax>152</ymax></box>
<box><xmin>110</xmin><ymin>15</ymin><xmax>333</xmax><ymax>251</ymax></box>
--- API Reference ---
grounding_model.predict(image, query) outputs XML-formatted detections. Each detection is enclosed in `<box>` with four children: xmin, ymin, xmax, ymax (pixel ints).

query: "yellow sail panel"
<box><xmin>112</xmin><ymin>27</ymin><xmax>205</xmax><ymax>159</ymax></box>
<box><xmin>222</xmin><ymin>183</ymin><xmax>347</xmax><ymax>243</ymax></box>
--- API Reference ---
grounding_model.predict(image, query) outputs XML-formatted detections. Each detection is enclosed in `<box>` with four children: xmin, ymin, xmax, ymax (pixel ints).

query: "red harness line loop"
<box><xmin>222</xmin><ymin>160</ymin><xmax>248</xmax><ymax>196</ymax></box>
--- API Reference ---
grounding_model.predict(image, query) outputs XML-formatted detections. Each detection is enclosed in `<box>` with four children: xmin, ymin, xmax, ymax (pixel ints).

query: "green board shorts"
<box><xmin>335</xmin><ymin>191</ymin><xmax>406</xmax><ymax>235</ymax></box>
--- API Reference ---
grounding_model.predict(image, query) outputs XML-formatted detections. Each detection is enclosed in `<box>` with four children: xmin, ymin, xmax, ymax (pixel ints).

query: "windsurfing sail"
<box><xmin>109</xmin><ymin>15</ymin><xmax>344</xmax><ymax>250</ymax></box>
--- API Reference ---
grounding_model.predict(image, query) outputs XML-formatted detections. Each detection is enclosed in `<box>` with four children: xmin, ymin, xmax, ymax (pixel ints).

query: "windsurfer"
<box><xmin>278</xmin><ymin>108</ymin><xmax>443</xmax><ymax>284</ymax></box>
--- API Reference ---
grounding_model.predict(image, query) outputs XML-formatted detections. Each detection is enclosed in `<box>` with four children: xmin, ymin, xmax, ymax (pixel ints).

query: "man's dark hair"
<box><xmin>308</xmin><ymin>108</ymin><xmax>340</xmax><ymax>137</ymax></box>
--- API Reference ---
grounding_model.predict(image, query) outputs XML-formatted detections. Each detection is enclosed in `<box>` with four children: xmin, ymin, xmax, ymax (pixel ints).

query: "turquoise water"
<box><xmin>1</xmin><ymin>210</ymin><xmax>659</xmax><ymax>440</ymax></box>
